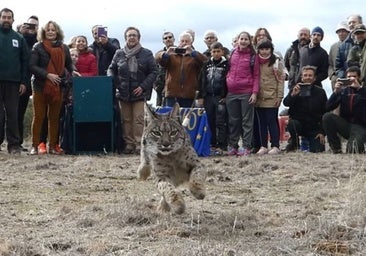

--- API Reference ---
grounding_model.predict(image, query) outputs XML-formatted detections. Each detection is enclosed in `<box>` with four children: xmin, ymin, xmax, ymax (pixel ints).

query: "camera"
<box><xmin>337</xmin><ymin>78</ymin><xmax>352</xmax><ymax>87</ymax></box>
<box><xmin>298</xmin><ymin>83</ymin><xmax>311</xmax><ymax>97</ymax></box>
<box><xmin>174</xmin><ymin>48</ymin><xmax>186</xmax><ymax>54</ymax></box>
<box><xmin>97</xmin><ymin>27</ymin><xmax>108</xmax><ymax>37</ymax></box>
<box><xmin>24</xmin><ymin>23</ymin><xmax>36</xmax><ymax>30</ymax></box>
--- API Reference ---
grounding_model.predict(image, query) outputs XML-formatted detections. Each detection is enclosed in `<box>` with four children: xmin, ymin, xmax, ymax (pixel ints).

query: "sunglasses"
<box><xmin>163</xmin><ymin>36</ymin><xmax>173</xmax><ymax>40</ymax></box>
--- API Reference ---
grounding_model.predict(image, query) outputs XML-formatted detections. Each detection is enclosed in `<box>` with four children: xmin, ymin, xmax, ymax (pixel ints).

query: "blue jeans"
<box><xmin>253</xmin><ymin>107</ymin><xmax>280</xmax><ymax>148</ymax></box>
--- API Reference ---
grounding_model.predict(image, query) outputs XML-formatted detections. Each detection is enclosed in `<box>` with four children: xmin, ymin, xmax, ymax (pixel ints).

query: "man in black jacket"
<box><xmin>90</xmin><ymin>25</ymin><xmax>120</xmax><ymax>76</ymax></box>
<box><xmin>16</xmin><ymin>15</ymin><xmax>39</xmax><ymax>151</ymax></box>
<box><xmin>297</xmin><ymin>26</ymin><xmax>329</xmax><ymax>87</ymax></box>
<box><xmin>283</xmin><ymin>65</ymin><xmax>327</xmax><ymax>152</ymax></box>
<box><xmin>323</xmin><ymin>66</ymin><xmax>366</xmax><ymax>153</ymax></box>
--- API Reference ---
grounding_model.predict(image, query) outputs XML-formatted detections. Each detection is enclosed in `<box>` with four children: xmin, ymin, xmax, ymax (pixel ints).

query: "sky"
<box><xmin>2</xmin><ymin>0</ymin><xmax>364</xmax><ymax>98</ymax></box>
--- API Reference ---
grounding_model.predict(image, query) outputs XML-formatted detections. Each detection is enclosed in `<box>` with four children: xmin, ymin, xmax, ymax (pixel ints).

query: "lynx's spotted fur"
<box><xmin>137</xmin><ymin>103</ymin><xmax>206</xmax><ymax>214</ymax></box>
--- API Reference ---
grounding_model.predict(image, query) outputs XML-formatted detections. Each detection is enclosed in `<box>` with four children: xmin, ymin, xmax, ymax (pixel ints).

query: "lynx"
<box><xmin>137</xmin><ymin>103</ymin><xmax>206</xmax><ymax>214</ymax></box>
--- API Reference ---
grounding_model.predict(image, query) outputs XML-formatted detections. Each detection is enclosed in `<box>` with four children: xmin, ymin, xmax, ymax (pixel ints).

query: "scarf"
<box><xmin>257</xmin><ymin>54</ymin><xmax>281</xmax><ymax>82</ymax></box>
<box><xmin>42</xmin><ymin>40</ymin><xmax>65</xmax><ymax>102</ymax></box>
<box><xmin>122</xmin><ymin>43</ymin><xmax>142</xmax><ymax>79</ymax></box>
<box><xmin>258</xmin><ymin>54</ymin><xmax>270</xmax><ymax>65</ymax></box>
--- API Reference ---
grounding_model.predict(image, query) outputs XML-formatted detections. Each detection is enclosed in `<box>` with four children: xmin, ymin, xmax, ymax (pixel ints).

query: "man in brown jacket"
<box><xmin>156</xmin><ymin>31</ymin><xmax>207</xmax><ymax>108</ymax></box>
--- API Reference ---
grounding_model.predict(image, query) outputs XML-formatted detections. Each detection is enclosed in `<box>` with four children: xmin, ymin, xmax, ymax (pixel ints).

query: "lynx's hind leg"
<box><xmin>188</xmin><ymin>163</ymin><xmax>206</xmax><ymax>200</ymax></box>
<box><xmin>189</xmin><ymin>181</ymin><xmax>206</xmax><ymax>200</ymax></box>
<box><xmin>157</xmin><ymin>179</ymin><xmax>185</xmax><ymax>214</ymax></box>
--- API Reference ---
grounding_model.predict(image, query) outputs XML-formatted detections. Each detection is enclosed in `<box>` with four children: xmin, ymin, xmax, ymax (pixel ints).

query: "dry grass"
<box><xmin>1</xmin><ymin>151</ymin><xmax>366</xmax><ymax>255</ymax></box>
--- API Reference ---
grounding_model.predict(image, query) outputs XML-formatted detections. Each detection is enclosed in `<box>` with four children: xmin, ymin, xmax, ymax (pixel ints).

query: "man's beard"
<box><xmin>0</xmin><ymin>22</ymin><xmax>12</xmax><ymax>31</ymax></box>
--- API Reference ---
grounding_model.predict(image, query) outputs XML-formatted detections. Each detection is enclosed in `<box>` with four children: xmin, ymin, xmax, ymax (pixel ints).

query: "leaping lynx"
<box><xmin>137</xmin><ymin>103</ymin><xmax>206</xmax><ymax>214</ymax></box>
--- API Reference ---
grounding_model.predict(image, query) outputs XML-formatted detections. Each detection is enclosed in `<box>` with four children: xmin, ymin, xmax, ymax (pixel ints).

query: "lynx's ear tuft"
<box><xmin>170</xmin><ymin>102</ymin><xmax>180</xmax><ymax>121</ymax></box>
<box><xmin>144</xmin><ymin>102</ymin><xmax>157</xmax><ymax>125</ymax></box>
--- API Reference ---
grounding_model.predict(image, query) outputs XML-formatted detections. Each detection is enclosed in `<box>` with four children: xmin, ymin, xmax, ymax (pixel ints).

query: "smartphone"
<box><xmin>298</xmin><ymin>83</ymin><xmax>311</xmax><ymax>97</ymax></box>
<box><xmin>337</xmin><ymin>78</ymin><xmax>352</xmax><ymax>86</ymax></box>
<box><xmin>24</xmin><ymin>23</ymin><xmax>36</xmax><ymax>30</ymax></box>
<box><xmin>175</xmin><ymin>48</ymin><xmax>186</xmax><ymax>54</ymax></box>
<box><xmin>97</xmin><ymin>27</ymin><xmax>108</xmax><ymax>37</ymax></box>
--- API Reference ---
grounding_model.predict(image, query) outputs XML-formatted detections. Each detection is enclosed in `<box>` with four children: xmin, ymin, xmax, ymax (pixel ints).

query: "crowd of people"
<box><xmin>1</xmin><ymin>7</ymin><xmax>366</xmax><ymax>156</ymax></box>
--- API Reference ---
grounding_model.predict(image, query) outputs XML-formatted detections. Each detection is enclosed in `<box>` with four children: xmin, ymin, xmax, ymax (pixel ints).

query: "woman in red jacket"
<box><xmin>74</xmin><ymin>35</ymin><xmax>97</xmax><ymax>76</ymax></box>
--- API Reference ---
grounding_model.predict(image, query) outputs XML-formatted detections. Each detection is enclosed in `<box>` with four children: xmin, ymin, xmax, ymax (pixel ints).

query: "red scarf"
<box><xmin>42</xmin><ymin>40</ymin><xmax>65</xmax><ymax>102</ymax></box>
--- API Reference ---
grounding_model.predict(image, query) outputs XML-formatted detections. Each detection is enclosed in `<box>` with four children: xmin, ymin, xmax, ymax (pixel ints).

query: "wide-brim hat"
<box><xmin>335</xmin><ymin>21</ymin><xmax>350</xmax><ymax>33</ymax></box>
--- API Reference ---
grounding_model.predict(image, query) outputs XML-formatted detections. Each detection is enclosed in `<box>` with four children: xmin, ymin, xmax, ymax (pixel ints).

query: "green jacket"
<box><xmin>0</xmin><ymin>27</ymin><xmax>30</xmax><ymax>84</ymax></box>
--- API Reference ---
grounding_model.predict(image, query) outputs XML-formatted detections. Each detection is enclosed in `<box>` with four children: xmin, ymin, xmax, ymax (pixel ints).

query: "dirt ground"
<box><xmin>1</xmin><ymin>148</ymin><xmax>366</xmax><ymax>256</ymax></box>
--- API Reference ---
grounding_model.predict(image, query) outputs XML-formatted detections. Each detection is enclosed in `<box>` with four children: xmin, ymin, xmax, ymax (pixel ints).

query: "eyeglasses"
<box><xmin>163</xmin><ymin>36</ymin><xmax>173</xmax><ymax>40</ymax></box>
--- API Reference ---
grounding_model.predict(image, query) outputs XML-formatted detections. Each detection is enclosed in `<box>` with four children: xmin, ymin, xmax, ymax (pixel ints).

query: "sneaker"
<box><xmin>227</xmin><ymin>146</ymin><xmax>237</xmax><ymax>156</ymax></box>
<box><xmin>268</xmin><ymin>147</ymin><xmax>281</xmax><ymax>155</ymax></box>
<box><xmin>237</xmin><ymin>147</ymin><xmax>250</xmax><ymax>156</ymax></box>
<box><xmin>210</xmin><ymin>147</ymin><xmax>223</xmax><ymax>156</ymax></box>
<box><xmin>256</xmin><ymin>147</ymin><xmax>268</xmax><ymax>155</ymax></box>
<box><xmin>285</xmin><ymin>139</ymin><xmax>298</xmax><ymax>152</ymax></box>
<box><xmin>30</xmin><ymin>147</ymin><xmax>38</xmax><ymax>155</ymax></box>
<box><xmin>49</xmin><ymin>144</ymin><xmax>64</xmax><ymax>155</ymax></box>
<box><xmin>38</xmin><ymin>142</ymin><xmax>47</xmax><ymax>154</ymax></box>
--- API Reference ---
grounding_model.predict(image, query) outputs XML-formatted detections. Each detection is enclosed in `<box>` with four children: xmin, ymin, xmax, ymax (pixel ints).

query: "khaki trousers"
<box><xmin>119</xmin><ymin>100</ymin><xmax>144</xmax><ymax>150</ymax></box>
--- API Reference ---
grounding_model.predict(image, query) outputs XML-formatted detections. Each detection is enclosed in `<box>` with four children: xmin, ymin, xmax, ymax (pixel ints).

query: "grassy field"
<box><xmin>1</xmin><ymin>150</ymin><xmax>366</xmax><ymax>255</ymax></box>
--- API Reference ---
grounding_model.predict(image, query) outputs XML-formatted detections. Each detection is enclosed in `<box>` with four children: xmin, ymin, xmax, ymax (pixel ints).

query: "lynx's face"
<box><xmin>142</xmin><ymin>103</ymin><xmax>187</xmax><ymax>155</ymax></box>
<box><xmin>144</xmin><ymin>118</ymin><xmax>185</xmax><ymax>155</ymax></box>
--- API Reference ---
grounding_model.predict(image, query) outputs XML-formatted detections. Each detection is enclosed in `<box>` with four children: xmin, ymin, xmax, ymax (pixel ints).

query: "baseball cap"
<box><xmin>353</xmin><ymin>24</ymin><xmax>366</xmax><ymax>34</ymax></box>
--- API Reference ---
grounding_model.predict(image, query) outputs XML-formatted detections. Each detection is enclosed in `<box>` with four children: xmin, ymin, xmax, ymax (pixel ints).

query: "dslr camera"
<box><xmin>23</xmin><ymin>23</ymin><xmax>36</xmax><ymax>30</ymax></box>
<box><xmin>337</xmin><ymin>78</ymin><xmax>352</xmax><ymax>87</ymax></box>
<box><xmin>174</xmin><ymin>48</ymin><xmax>186</xmax><ymax>54</ymax></box>
<box><xmin>298</xmin><ymin>83</ymin><xmax>311</xmax><ymax>97</ymax></box>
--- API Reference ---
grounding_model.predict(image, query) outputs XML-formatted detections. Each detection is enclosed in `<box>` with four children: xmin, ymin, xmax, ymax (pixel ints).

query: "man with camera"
<box><xmin>323</xmin><ymin>66</ymin><xmax>366</xmax><ymax>153</ymax></box>
<box><xmin>16</xmin><ymin>16</ymin><xmax>39</xmax><ymax>151</ymax></box>
<box><xmin>153</xmin><ymin>31</ymin><xmax>176</xmax><ymax>106</ymax></box>
<box><xmin>283</xmin><ymin>65</ymin><xmax>327</xmax><ymax>152</ymax></box>
<box><xmin>90</xmin><ymin>25</ymin><xmax>120</xmax><ymax>76</ymax></box>
<box><xmin>156</xmin><ymin>31</ymin><xmax>207</xmax><ymax>107</ymax></box>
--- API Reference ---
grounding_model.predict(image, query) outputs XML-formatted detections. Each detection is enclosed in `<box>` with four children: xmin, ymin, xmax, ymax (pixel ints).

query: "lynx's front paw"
<box><xmin>137</xmin><ymin>164</ymin><xmax>151</xmax><ymax>180</ymax></box>
<box><xmin>157</xmin><ymin>197</ymin><xmax>171</xmax><ymax>213</ymax></box>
